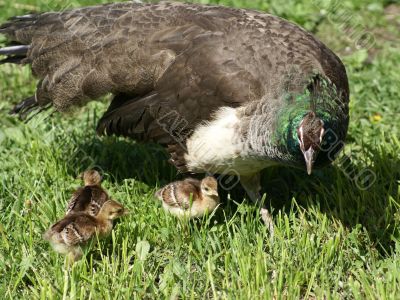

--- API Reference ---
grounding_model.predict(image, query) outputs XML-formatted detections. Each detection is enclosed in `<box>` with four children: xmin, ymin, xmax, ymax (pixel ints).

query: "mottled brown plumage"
<box><xmin>155</xmin><ymin>176</ymin><xmax>219</xmax><ymax>218</ymax></box>
<box><xmin>0</xmin><ymin>2</ymin><xmax>348</xmax><ymax>138</ymax></box>
<box><xmin>1</xmin><ymin>2</ymin><xmax>350</xmax><ymax>207</ymax></box>
<box><xmin>66</xmin><ymin>170</ymin><xmax>109</xmax><ymax>216</ymax></box>
<box><xmin>44</xmin><ymin>199</ymin><xmax>128</xmax><ymax>263</ymax></box>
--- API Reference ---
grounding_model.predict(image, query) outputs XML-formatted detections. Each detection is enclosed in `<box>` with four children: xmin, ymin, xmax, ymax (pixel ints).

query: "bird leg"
<box><xmin>240</xmin><ymin>173</ymin><xmax>274</xmax><ymax>236</ymax></box>
<box><xmin>240</xmin><ymin>173</ymin><xmax>262</xmax><ymax>203</ymax></box>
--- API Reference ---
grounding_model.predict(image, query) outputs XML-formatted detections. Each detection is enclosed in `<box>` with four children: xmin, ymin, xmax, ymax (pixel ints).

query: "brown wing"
<box><xmin>66</xmin><ymin>187</ymin><xmax>92</xmax><ymax>214</ymax></box>
<box><xmin>1</xmin><ymin>2</ymin><xmax>348</xmax><ymax>143</ymax></box>
<box><xmin>1</xmin><ymin>2</ymin><xmax>177</xmax><ymax>111</ymax></box>
<box><xmin>160</xmin><ymin>179</ymin><xmax>201</xmax><ymax>210</ymax></box>
<box><xmin>96</xmin><ymin>6</ymin><xmax>348</xmax><ymax>149</ymax></box>
<box><xmin>50</xmin><ymin>214</ymin><xmax>97</xmax><ymax>246</ymax></box>
<box><xmin>1</xmin><ymin>3</ymin><xmax>268</xmax><ymax>123</ymax></box>
<box><xmin>96</xmin><ymin>25</ymin><xmax>263</xmax><ymax>144</ymax></box>
<box><xmin>87</xmin><ymin>186</ymin><xmax>109</xmax><ymax>216</ymax></box>
<box><xmin>66</xmin><ymin>186</ymin><xmax>108</xmax><ymax>216</ymax></box>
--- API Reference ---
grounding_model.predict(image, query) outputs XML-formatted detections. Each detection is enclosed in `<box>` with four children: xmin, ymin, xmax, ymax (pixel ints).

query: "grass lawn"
<box><xmin>0</xmin><ymin>0</ymin><xmax>399</xmax><ymax>298</ymax></box>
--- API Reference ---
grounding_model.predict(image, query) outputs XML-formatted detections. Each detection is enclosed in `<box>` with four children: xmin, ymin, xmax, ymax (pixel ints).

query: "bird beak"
<box><xmin>303</xmin><ymin>148</ymin><xmax>315</xmax><ymax>175</ymax></box>
<box><xmin>123</xmin><ymin>209</ymin><xmax>130</xmax><ymax>216</ymax></box>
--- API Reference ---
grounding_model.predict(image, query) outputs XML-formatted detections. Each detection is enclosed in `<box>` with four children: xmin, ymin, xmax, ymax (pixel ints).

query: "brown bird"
<box><xmin>155</xmin><ymin>176</ymin><xmax>220</xmax><ymax>218</ymax></box>
<box><xmin>81</xmin><ymin>169</ymin><xmax>102</xmax><ymax>186</ymax></box>
<box><xmin>1</xmin><ymin>2</ymin><xmax>350</xmax><ymax>223</ymax></box>
<box><xmin>44</xmin><ymin>199</ymin><xmax>128</xmax><ymax>263</ymax></box>
<box><xmin>66</xmin><ymin>170</ymin><xmax>109</xmax><ymax>217</ymax></box>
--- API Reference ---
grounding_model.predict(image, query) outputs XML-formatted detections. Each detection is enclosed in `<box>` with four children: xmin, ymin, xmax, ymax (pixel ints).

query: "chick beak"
<box><xmin>303</xmin><ymin>147</ymin><xmax>315</xmax><ymax>175</ymax></box>
<box><xmin>123</xmin><ymin>209</ymin><xmax>130</xmax><ymax>216</ymax></box>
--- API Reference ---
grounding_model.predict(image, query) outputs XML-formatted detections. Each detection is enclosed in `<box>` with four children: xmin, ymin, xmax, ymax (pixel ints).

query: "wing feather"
<box><xmin>47</xmin><ymin>213</ymin><xmax>97</xmax><ymax>246</ymax></box>
<box><xmin>1</xmin><ymin>2</ymin><xmax>349</xmax><ymax>147</ymax></box>
<box><xmin>66</xmin><ymin>186</ymin><xmax>108</xmax><ymax>216</ymax></box>
<box><xmin>161</xmin><ymin>180</ymin><xmax>200</xmax><ymax>210</ymax></box>
<box><xmin>66</xmin><ymin>187</ymin><xmax>92</xmax><ymax>215</ymax></box>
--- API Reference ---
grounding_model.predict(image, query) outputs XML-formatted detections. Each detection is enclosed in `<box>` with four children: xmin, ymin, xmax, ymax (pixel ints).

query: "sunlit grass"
<box><xmin>0</xmin><ymin>0</ymin><xmax>399</xmax><ymax>298</ymax></box>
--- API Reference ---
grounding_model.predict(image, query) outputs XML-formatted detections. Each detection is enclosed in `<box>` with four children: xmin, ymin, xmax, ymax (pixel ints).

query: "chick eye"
<box><xmin>117</xmin><ymin>209</ymin><xmax>123</xmax><ymax>213</ymax></box>
<box><xmin>204</xmin><ymin>187</ymin><xmax>210</xmax><ymax>192</ymax></box>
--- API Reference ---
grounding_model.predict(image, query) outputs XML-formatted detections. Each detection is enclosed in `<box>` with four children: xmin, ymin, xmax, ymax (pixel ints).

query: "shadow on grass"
<box><xmin>64</xmin><ymin>124</ymin><xmax>399</xmax><ymax>255</ymax></box>
<box><xmin>203</xmin><ymin>143</ymin><xmax>399</xmax><ymax>255</ymax></box>
<box><xmin>257</xmin><ymin>147</ymin><xmax>399</xmax><ymax>255</ymax></box>
<box><xmin>63</xmin><ymin>134</ymin><xmax>178</xmax><ymax>187</ymax></box>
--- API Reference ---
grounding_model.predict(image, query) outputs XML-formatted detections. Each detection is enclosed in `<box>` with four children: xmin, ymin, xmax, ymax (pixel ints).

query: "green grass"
<box><xmin>0</xmin><ymin>0</ymin><xmax>399</xmax><ymax>298</ymax></box>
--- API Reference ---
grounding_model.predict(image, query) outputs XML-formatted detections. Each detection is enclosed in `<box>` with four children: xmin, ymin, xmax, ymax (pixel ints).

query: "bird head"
<box><xmin>297</xmin><ymin>111</ymin><xmax>325</xmax><ymax>175</ymax></box>
<box><xmin>81</xmin><ymin>169</ymin><xmax>102</xmax><ymax>186</ymax></box>
<box><xmin>200</xmin><ymin>176</ymin><xmax>219</xmax><ymax>200</ymax></box>
<box><xmin>98</xmin><ymin>200</ymin><xmax>129</xmax><ymax>220</ymax></box>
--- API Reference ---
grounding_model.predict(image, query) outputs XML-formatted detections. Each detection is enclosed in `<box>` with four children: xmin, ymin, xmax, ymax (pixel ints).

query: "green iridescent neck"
<box><xmin>274</xmin><ymin>94</ymin><xmax>335</xmax><ymax>158</ymax></box>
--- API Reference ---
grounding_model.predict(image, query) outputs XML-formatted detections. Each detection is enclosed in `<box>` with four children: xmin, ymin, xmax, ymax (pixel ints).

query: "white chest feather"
<box><xmin>185</xmin><ymin>107</ymin><xmax>274</xmax><ymax>175</ymax></box>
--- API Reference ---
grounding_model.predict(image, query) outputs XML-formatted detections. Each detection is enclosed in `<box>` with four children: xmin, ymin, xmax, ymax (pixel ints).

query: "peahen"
<box><xmin>0</xmin><ymin>2</ymin><xmax>349</xmax><ymax>218</ymax></box>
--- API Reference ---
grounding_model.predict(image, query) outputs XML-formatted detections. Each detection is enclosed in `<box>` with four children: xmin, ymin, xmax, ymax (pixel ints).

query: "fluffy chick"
<box><xmin>44</xmin><ymin>200</ymin><xmax>128</xmax><ymax>263</ymax></box>
<box><xmin>66</xmin><ymin>170</ymin><xmax>109</xmax><ymax>217</ymax></box>
<box><xmin>155</xmin><ymin>176</ymin><xmax>220</xmax><ymax>218</ymax></box>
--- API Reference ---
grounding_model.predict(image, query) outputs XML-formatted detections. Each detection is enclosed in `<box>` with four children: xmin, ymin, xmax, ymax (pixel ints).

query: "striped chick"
<box><xmin>66</xmin><ymin>170</ymin><xmax>109</xmax><ymax>217</ymax></box>
<box><xmin>155</xmin><ymin>176</ymin><xmax>220</xmax><ymax>218</ymax></box>
<box><xmin>44</xmin><ymin>199</ymin><xmax>128</xmax><ymax>263</ymax></box>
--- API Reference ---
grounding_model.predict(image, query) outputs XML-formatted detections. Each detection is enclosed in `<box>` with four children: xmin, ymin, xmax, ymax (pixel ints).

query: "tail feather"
<box><xmin>0</xmin><ymin>56</ymin><xmax>25</xmax><ymax>64</ymax></box>
<box><xmin>0</xmin><ymin>13</ymin><xmax>39</xmax><ymax>38</ymax></box>
<box><xmin>0</xmin><ymin>45</ymin><xmax>29</xmax><ymax>56</ymax></box>
<box><xmin>9</xmin><ymin>96</ymin><xmax>52</xmax><ymax>121</ymax></box>
<box><xmin>96</xmin><ymin>93</ymin><xmax>159</xmax><ymax>138</ymax></box>
<box><xmin>8</xmin><ymin>14</ymin><xmax>37</xmax><ymax>21</ymax></box>
<box><xmin>9</xmin><ymin>96</ymin><xmax>37</xmax><ymax>115</ymax></box>
<box><xmin>0</xmin><ymin>45</ymin><xmax>29</xmax><ymax>65</ymax></box>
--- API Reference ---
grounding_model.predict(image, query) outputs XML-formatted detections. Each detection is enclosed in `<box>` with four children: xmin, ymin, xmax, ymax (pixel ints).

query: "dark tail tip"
<box><xmin>10</xmin><ymin>96</ymin><xmax>53</xmax><ymax>122</ymax></box>
<box><xmin>0</xmin><ymin>45</ymin><xmax>29</xmax><ymax>65</ymax></box>
<box><xmin>0</xmin><ymin>45</ymin><xmax>29</xmax><ymax>56</ymax></box>
<box><xmin>9</xmin><ymin>14</ymin><xmax>37</xmax><ymax>21</ymax></box>
<box><xmin>9</xmin><ymin>96</ymin><xmax>48</xmax><ymax>121</ymax></box>
<box><xmin>0</xmin><ymin>55</ymin><xmax>26</xmax><ymax>65</ymax></box>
